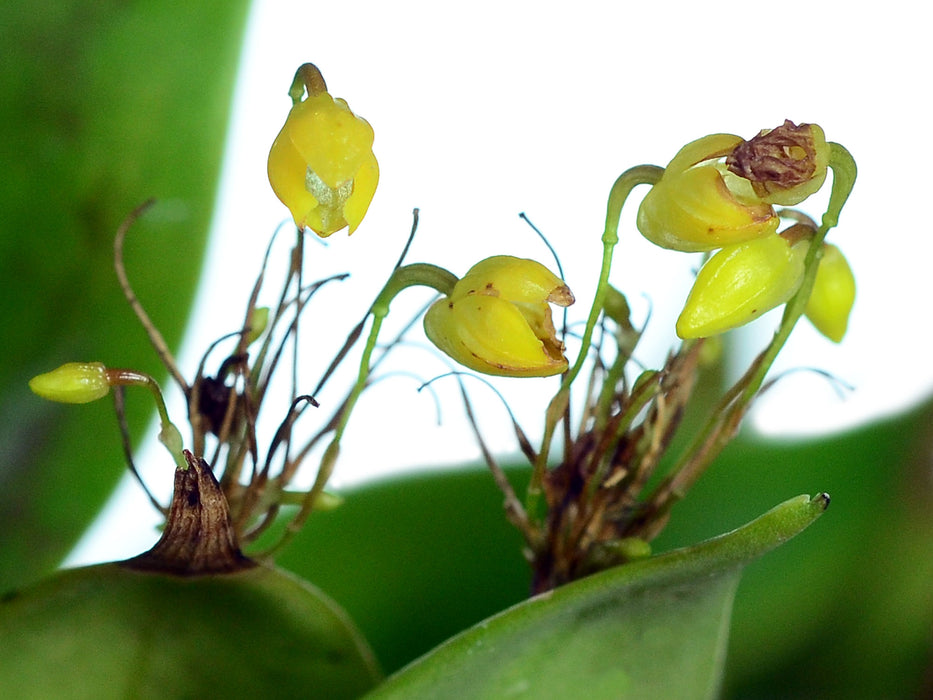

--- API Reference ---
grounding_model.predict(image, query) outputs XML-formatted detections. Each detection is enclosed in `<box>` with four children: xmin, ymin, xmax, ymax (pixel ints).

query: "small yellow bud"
<box><xmin>637</xmin><ymin>134</ymin><xmax>779</xmax><ymax>252</ymax></box>
<box><xmin>726</xmin><ymin>121</ymin><xmax>830</xmax><ymax>206</ymax></box>
<box><xmin>29</xmin><ymin>362</ymin><xmax>111</xmax><ymax>404</ymax></box>
<box><xmin>424</xmin><ymin>256</ymin><xmax>574</xmax><ymax>377</ymax></box>
<box><xmin>805</xmin><ymin>244</ymin><xmax>855</xmax><ymax>342</ymax></box>
<box><xmin>677</xmin><ymin>235</ymin><xmax>808</xmax><ymax>339</ymax></box>
<box><xmin>267</xmin><ymin>64</ymin><xmax>379</xmax><ymax>237</ymax></box>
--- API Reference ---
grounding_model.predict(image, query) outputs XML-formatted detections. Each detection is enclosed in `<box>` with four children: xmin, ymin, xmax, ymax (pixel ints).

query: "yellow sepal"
<box><xmin>805</xmin><ymin>244</ymin><xmax>855</xmax><ymax>342</ymax></box>
<box><xmin>423</xmin><ymin>256</ymin><xmax>574</xmax><ymax>378</ymax></box>
<box><xmin>677</xmin><ymin>236</ymin><xmax>808</xmax><ymax>339</ymax></box>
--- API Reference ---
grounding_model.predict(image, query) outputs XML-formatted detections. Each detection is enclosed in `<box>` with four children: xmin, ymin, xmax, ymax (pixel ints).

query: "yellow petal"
<box><xmin>267</xmin><ymin>74</ymin><xmax>379</xmax><ymax>236</ymax></box>
<box><xmin>287</xmin><ymin>94</ymin><xmax>375</xmax><ymax>189</ymax></box>
<box><xmin>665</xmin><ymin>133</ymin><xmax>744</xmax><ymax>175</ymax></box>
<box><xmin>267</xmin><ymin>125</ymin><xmax>321</xmax><ymax>230</ymax></box>
<box><xmin>344</xmin><ymin>153</ymin><xmax>379</xmax><ymax>234</ymax></box>
<box><xmin>424</xmin><ymin>296</ymin><xmax>568</xmax><ymax>377</ymax></box>
<box><xmin>638</xmin><ymin>165</ymin><xmax>778</xmax><ymax>252</ymax></box>
<box><xmin>676</xmin><ymin>236</ymin><xmax>808</xmax><ymax>338</ymax></box>
<box><xmin>454</xmin><ymin>255</ymin><xmax>573</xmax><ymax>306</ymax></box>
<box><xmin>805</xmin><ymin>244</ymin><xmax>855</xmax><ymax>342</ymax></box>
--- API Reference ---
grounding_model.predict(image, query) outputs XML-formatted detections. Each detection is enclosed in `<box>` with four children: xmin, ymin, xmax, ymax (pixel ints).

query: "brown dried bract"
<box><xmin>531</xmin><ymin>342</ymin><xmax>704</xmax><ymax>593</ymax></box>
<box><xmin>124</xmin><ymin>451</ymin><xmax>254</xmax><ymax>575</ymax></box>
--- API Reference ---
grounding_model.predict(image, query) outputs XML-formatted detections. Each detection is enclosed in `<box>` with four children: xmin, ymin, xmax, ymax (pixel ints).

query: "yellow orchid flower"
<box><xmin>637</xmin><ymin>133</ymin><xmax>779</xmax><ymax>252</ymax></box>
<box><xmin>424</xmin><ymin>256</ymin><xmax>574</xmax><ymax>377</ymax></box>
<box><xmin>638</xmin><ymin>123</ymin><xmax>831</xmax><ymax>252</ymax></box>
<box><xmin>268</xmin><ymin>64</ymin><xmax>379</xmax><ymax>236</ymax></box>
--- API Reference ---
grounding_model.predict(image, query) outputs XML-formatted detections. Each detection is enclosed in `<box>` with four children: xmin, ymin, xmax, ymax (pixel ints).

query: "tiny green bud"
<box><xmin>247</xmin><ymin>307</ymin><xmax>270</xmax><ymax>345</ymax></box>
<box><xmin>602</xmin><ymin>285</ymin><xmax>632</xmax><ymax>327</ymax></box>
<box><xmin>29</xmin><ymin>362</ymin><xmax>111</xmax><ymax>404</ymax></box>
<box><xmin>30</xmin><ymin>363</ymin><xmax>187</xmax><ymax>467</ymax></box>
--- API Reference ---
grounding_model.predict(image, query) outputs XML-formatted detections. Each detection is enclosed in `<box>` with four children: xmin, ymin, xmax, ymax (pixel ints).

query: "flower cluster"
<box><xmin>29</xmin><ymin>56</ymin><xmax>858</xmax><ymax>601</ymax></box>
<box><xmin>638</xmin><ymin>121</ymin><xmax>854</xmax><ymax>341</ymax></box>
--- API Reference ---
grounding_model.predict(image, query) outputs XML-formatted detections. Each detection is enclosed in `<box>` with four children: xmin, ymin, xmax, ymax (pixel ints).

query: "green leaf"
<box><xmin>366</xmin><ymin>494</ymin><xmax>828</xmax><ymax>699</ymax></box>
<box><xmin>272</xmin><ymin>467</ymin><xmax>532</xmax><ymax>673</ymax></box>
<box><xmin>654</xmin><ymin>402</ymin><xmax>933</xmax><ymax>698</ymax></box>
<box><xmin>0</xmin><ymin>563</ymin><xmax>382</xmax><ymax>699</ymax></box>
<box><xmin>277</xmin><ymin>403</ymin><xmax>933</xmax><ymax>695</ymax></box>
<box><xmin>0</xmin><ymin>1</ymin><xmax>249</xmax><ymax>591</ymax></box>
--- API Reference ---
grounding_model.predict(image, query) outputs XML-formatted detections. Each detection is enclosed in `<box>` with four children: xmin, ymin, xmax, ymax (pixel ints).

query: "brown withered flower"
<box><xmin>726</xmin><ymin>120</ymin><xmax>830</xmax><ymax>206</ymax></box>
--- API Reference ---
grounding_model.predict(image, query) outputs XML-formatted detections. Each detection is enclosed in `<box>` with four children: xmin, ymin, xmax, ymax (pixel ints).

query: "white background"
<box><xmin>67</xmin><ymin>0</ymin><xmax>933</xmax><ymax>565</ymax></box>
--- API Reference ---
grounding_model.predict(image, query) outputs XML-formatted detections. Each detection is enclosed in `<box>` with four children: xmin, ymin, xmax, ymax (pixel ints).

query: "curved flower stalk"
<box><xmin>268</xmin><ymin>63</ymin><xmax>379</xmax><ymax>236</ymax></box>
<box><xmin>30</xmin><ymin>362</ymin><xmax>185</xmax><ymax>468</ymax></box>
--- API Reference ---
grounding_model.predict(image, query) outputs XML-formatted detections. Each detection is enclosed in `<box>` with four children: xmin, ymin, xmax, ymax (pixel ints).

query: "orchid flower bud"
<box><xmin>805</xmin><ymin>244</ymin><xmax>856</xmax><ymax>342</ymax></box>
<box><xmin>29</xmin><ymin>363</ymin><xmax>186</xmax><ymax>466</ymax></box>
<box><xmin>267</xmin><ymin>64</ymin><xmax>379</xmax><ymax>237</ymax></box>
<box><xmin>29</xmin><ymin>362</ymin><xmax>111</xmax><ymax>404</ymax></box>
<box><xmin>726</xmin><ymin>121</ymin><xmax>830</xmax><ymax>206</ymax></box>
<box><xmin>637</xmin><ymin>134</ymin><xmax>779</xmax><ymax>252</ymax></box>
<box><xmin>423</xmin><ymin>255</ymin><xmax>574</xmax><ymax>377</ymax></box>
<box><xmin>676</xmin><ymin>235</ymin><xmax>808</xmax><ymax>339</ymax></box>
<box><xmin>246</xmin><ymin>306</ymin><xmax>270</xmax><ymax>345</ymax></box>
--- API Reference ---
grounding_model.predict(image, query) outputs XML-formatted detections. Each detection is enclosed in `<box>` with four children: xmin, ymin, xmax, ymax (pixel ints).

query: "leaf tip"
<box><xmin>812</xmin><ymin>492</ymin><xmax>831</xmax><ymax>512</ymax></box>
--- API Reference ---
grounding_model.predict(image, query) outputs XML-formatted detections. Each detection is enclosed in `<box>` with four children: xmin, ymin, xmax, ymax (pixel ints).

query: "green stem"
<box><xmin>735</xmin><ymin>143</ymin><xmax>856</xmax><ymax>408</ymax></box>
<box><xmin>526</xmin><ymin>165</ymin><xmax>664</xmax><ymax>523</ymax></box>
<box><xmin>270</xmin><ymin>262</ymin><xmax>458</xmax><ymax>554</ymax></box>
<box><xmin>585</xmin><ymin>369</ymin><xmax>662</xmax><ymax>502</ymax></box>
<box><xmin>370</xmin><ymin>262</ymin><xmax>458</xmax><ymax>316</ymax></box>
<box><xmin>650</xmin><ymin>143</ymin><xmax>857</xmax><ymax>509</ymax></box>
<box><xmin>590</xmin><ymin>285</ymin><xmax>640</xmax><ymax>430</ymax></box>
<box><xmin>289</xmin><ymin>63</ymin><xmax>327</xmax><ymax>104</ymax></box>
<box><xmin>106</xmin><ymin>369</ymin><xmax>186</xmax><ymax>468</ymax></box>
<box><xmin>327</xmin><ymin>262</ymin><xmax>456</xmax><ymax>463</ymax></box>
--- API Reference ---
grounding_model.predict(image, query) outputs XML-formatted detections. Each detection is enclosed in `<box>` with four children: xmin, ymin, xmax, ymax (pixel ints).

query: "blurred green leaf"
<box><xmin>273</xmin><ymin>467</ymin><xmax>531</xmax><ymax>673</ymax></box>
<box><xmin>367</xmin><ymin>494</ymin><xmax>828</xmax><ymax>699</ymax></box>
<box><xmin>655</xmin><ymin>403</ymin><xmax>933</xmax><ymax>698</ymax></box>
<box><xmin>0</xmin><ymin>2</ymin><xmax>249</xmax><ymax>591</ymax></box>
<box><xmin>280</xmin><ymin>402</ymin><xmax>933</xmax><ymax>695</ymax></box>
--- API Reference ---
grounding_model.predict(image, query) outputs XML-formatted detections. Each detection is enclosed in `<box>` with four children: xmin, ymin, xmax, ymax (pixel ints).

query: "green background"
<box><xmin>0</xmin><ymin>1</ymin><xmax>249</xmax><ymax>591</ymax></box>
